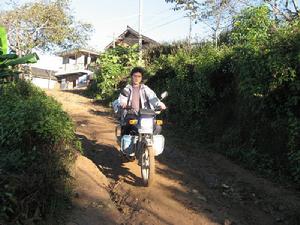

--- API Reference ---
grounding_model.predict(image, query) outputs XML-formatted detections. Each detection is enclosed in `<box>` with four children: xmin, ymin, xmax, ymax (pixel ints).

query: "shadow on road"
<box><xmin>89</xmin><ymin>108</ymin><xmax>113</xmax><ymax>117</ymax></box>
<box><xmin>76</xmin><ymin>135</ymin><xmax>225</xmax><ymax>224</ymax></box>
<box><xmin>62</xmin><ymin>88</ymin><xmax>87</xmax><ymax>96</ymax></box>
<box><xmin>73</xmin><ymin>101</ymin><xmax>300</xmax><ymax>225</ymax></box>
<box><xmin>77</xmin><ymin>134</ymin><xmax>144</xmax><ymax>187</ymax></box>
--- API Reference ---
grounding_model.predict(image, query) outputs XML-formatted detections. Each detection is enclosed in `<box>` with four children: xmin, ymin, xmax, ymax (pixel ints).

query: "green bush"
<box><xmin>144</xmin><ymin>6</ymin><xmax>300</xmax><ymax>184</ymax></box>
<box><xmin>88</xmin><ymin>45</ymin><xmax>139</xmax><ymax>102</ymax></box>
<box><xmin>0</xmin><ymin>80</ymin><xmax>79</xmax><ymax>224</ymax></box>
<box><xmin>230</xmin><ymin>7</ymin><xmax>300</xmax><ymax>181</ymax></box>
<box><xmin>147</xmin><ymin>44</ymin><xmax>234</xmax><ymax>135</ymax></box>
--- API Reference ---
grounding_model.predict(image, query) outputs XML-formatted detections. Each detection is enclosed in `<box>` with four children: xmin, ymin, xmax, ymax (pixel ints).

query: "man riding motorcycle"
<box><xmin>112</xmin><ymin>67</ymin><xmax>167</xmax><ymax>185</ymax></box>
<box><xmin>114</xmin><ymin>67</ymin><xmax>166</xmax><ymax>136</ymax></box>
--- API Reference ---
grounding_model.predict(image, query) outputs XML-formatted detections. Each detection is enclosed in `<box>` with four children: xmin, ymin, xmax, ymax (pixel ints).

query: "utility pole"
<box><xmin>188</xmin><ymin>15</ymin><xmax>192</xmax><ymax>47</ymax></box>
<box><xmin>48</xmin><ymin>70</ymin><xmax>52</xmax><ymax>90</ymax></box>
<box><xmin>113</xmin><ymin>32</ymin><xmax>116</xmax><ymax>48</ymax></box>
<box><xmin>138</xmin><ymin>0</ymin><xmax>143</xmax><ymax>64</ymax></box>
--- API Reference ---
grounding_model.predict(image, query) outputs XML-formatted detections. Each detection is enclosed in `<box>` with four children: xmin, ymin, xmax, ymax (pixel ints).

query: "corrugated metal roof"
<box><xmin>30</xmin><ymin>67</ymin><xmax>57</xmax><ymax>80</ymax></box>
<box><xmin>105</xmin><ymin>25</ymin><xmax>159</xmax><ymax>50</ymax></box>
<box><xmin>56</xmin><ymin>48</ymin><xmax>100</xmax><ymax>58</ymax></box>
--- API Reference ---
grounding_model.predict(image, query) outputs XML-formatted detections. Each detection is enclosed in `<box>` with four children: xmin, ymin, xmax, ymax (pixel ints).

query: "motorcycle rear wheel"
<box><xmin>141</xmin><ymin>146</ymin><xmax>155</xmax><ymax>186</ymax></box>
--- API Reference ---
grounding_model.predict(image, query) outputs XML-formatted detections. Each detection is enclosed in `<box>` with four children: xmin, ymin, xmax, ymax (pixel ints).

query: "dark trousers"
<box><xmin>121</xmin><ymin>124</ymin><xmax>162</xmax><ymax>135</ymax></box>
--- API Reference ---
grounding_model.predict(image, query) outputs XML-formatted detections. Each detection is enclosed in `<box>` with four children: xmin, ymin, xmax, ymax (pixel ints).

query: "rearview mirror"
<box><xmin>160</xmin><ymin>91</ymin><xmax>168</xmax><ymax>100</ymax></box>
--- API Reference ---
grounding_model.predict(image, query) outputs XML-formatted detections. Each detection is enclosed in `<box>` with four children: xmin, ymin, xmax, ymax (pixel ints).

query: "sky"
<box><xmin>0</xmin><ymin>0</ymin><xmax>211</xmax><ymax>68</ymax></box>
<box><xmin>0</xmin><ymin>0</ymin><xmax>211</xmax><ymax>51</ymax></box>
<box><xmin>69</xmin><ymin>0</ymin><xmax>210</xmax><ymax>50</ymax></box>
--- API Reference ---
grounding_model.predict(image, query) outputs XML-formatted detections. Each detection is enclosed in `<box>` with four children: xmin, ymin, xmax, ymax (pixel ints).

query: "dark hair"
<box><xmin>130</xmin><ymin>67</ymin><xmax>145</xmax><ymax>77</ymax></box>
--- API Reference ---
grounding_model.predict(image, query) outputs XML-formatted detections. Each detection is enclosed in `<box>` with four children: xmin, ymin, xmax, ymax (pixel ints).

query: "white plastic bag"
<box><xmin>153</xmin><ymin>135</ymin><xmax>165</xmax><ymax>156</ymax></box>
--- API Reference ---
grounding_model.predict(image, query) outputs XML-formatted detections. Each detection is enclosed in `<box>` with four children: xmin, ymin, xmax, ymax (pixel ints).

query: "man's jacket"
<box><xmin>112</xmin><ymin>84</ymin><xmax>161</xmax><ymax>114</ymax></box>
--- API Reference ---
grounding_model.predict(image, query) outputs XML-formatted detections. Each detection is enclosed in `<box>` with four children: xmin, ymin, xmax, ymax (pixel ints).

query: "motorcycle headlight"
<box><xmin>141</xmin><ymin>118</ymin><xmax>153</xmax><ymax>130</ymax></box>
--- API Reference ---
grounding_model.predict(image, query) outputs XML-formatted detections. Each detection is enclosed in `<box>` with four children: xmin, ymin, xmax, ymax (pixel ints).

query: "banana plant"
<box><xmin>0</xmin><ymin>26</ymin><xmax>8</xmax><ymax>55</ymax></box>
<box><xmin>0</xmin><ymin>25</ymin><xmax>39</xmax><ymax>80</ymax></box>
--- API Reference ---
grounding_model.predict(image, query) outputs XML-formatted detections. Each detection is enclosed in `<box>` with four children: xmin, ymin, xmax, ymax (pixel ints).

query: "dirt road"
<box><xmin>47</xmin><ymin>89</ymin><xmax>300</xmax><ymax>225</ymax></box>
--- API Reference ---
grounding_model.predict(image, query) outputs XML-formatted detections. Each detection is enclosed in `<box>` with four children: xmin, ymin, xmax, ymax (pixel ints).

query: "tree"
<box><xmin>231</xmin><ymin>5</ymin><xmax>273</xmax><ymax>47</ymax></box>
<box><xmin>263</xmin><ymin>0</ymin><xmax>300</xmax><ymax>21</ymax></box>
<box><xmin>0</xmin><ymin>26</ymin><xmax>39</xmax><ymax>82</ymax></box>
<box><xmin>88</xmin><ymin>45</ymin><xmax>139</xmax><ymax>100</ymax></box>
<box><xmin>165</xmin><ymin>0</ymin><xmax>250</xmax><ymax>47</ymax></box>
<box><xmin>0</xmin><ymin>0</ymin><xmax>93</xmax><ymax>55</ymax></box>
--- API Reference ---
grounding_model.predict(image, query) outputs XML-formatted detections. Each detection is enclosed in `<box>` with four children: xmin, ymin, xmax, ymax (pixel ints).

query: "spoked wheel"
<box><xmin>141</xmin><ymin>146</ymin><xmax>155</xmax><ymax>186</ymax></box>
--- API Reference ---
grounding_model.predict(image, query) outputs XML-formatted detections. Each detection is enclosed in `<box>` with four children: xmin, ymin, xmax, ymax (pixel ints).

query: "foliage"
<box><xmin>165</xmin><ymin>0</ymin><xmax>250</xmax><ymax>46</ymax></box>
<box><xmin>144</xmin><ymin>41</ymin><xmax>191</xmax><ymax>67</ymax></box>
<box><xmin>88</xmin><ymin>44</ymin><xmax>139</xmax><ymax>102</ymax></box>
<box><xmin>0</xmin><ymin>0</ymin><xmax>93</xmax><ymax>54</ymax></box>
<box><xmin>0</xmin><ymin>80</ymin><xmax>80</xmax><ymax>224</ymax></box>
<box><xmin>0</xmin><ymin>26</ymin><xmax>8</xmax><ymax>54</ymax></box>
<box><xmin>231</xmin><ymin>5</ymin><xmax>273</xmax><ymax>48</ymax></box>
<box><xmin>144</xmin><ymin>6</ymin><xmax>300</xmax><ymax>184</ymax></box>
<box><xmin>147</xmin><ymin>43</ymin><xmax>234</xmax><ymax>135</ymax></box>
<box><xmin>264</xmin><ymin>0</ymin><xmax>300</xmax><ymax>21</ymax></box>
<box><xmin>0</xmin><ymin>9</ymin><xmax>79</xmax><ymax>225</ymax></box>
<box><xmin>229</xmin><ymin>7</ymin><xmax>300</xmax><ymax>181</ymax></box>
<box><xmin>0</xmin><ymin>25</ymin><xmax>39</xmax><ymax>82</ymax></box>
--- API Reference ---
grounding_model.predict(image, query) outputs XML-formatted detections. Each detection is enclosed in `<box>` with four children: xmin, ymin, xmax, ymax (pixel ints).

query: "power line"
<box><xmin>99</xmin><ymin>9</ymin><xmax>173</xmax><ymax>27</ymax></box>
<box><xmin>144</xmin><ymin>10</ymin><xmax>179</xmax><ymax>28</ymax></box>
<box><xmin>145</xmin><ymin>16</ymin><xmax>185</xmax><ymax>32</ymax></box>
<box><xmin>143</xmin><ymin>8</ymin><xmax>174</xmax><ymax>24</ymax></box>
<box><xmin>144</xmin><ymin>8</ymin><xmax>172</xmax><ymax>18</ymax></box>
<box><xmin>99</xmin><ymin>14</ymin><xmax>139</xmax><ymax>24</ymax></box>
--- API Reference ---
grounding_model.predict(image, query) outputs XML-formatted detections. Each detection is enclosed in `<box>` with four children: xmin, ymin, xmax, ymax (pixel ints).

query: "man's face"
<box><xmin>132</xmin><ymin>72</ymin><xmax>142</xmax><ymax>85</ymax></box>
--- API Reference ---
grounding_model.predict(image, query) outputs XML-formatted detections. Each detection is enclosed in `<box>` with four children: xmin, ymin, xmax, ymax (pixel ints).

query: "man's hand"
<box><xmin>120</xmin><ymin>102</ymin><xmax>127</xmax><ymax>108</ymax></box>
<box><xmin>159</xmin><ymin>102</ymin><xmax>166</xmax><ymax>110</ymax></box>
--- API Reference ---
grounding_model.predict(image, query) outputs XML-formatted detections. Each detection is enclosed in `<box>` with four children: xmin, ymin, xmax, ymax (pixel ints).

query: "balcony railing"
<box><xmin>59</xmin><ymin>63</ymin><xmax>85</xmax><ymax>72</ymax></box>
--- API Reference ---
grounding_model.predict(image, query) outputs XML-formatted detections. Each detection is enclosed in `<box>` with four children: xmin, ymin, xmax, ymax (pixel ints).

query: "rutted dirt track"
<box><xmin>47</xmin><ymin>89</ymin><xmax>300</xmax><ymax>225</ymax></box>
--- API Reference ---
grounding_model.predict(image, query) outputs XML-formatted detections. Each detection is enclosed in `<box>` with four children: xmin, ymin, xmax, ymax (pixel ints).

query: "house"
<box><xmin>105</xmin><ymin>25</ymin><xmax>159</xmax><ymax>50</ymax></box>
<box><xmin>23</xmin><ymin>66</ymin><xmax>59</xmax><ymax>89</ymax></box>
<box><xmin>55</xmin><ymin>48</ymin><xmax>99</xmax><ymax>89</ymax></box>
<box><xmin>27</xmin><ymin>49</ymin><xmax>99</xmax><ymax>90</ymax></box>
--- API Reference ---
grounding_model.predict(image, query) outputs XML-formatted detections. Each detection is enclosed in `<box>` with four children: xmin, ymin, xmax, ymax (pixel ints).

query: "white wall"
<box><xmin>77</xmin><ymin>55</ymin><xmax>85</xmax><ymax>64</ymax></box>
<box><xmin>32</xmin><ymin>53</ymin><xmax>62</xmax><ymax>71</ymax></box>
<box><xmin>31</xmin><ymin>77</ymin><xmax>57</xmax><ymax>89</ymax></box>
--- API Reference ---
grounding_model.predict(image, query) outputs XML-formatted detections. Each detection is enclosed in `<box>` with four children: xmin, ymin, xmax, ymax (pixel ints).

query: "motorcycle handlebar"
<box><xmin>154</xmin><ymin>106</ymin><xmax>164</xmax><ymax>114</ymax></box>
<box><xmin>122</xmin><ymin>106</ymin><xmax>166</xmax><ymax>113</ymax></box>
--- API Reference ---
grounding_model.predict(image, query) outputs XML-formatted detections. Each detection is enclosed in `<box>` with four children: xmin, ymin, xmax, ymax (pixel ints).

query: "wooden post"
<box><xmin>138</xmin><ymin>0</ymin><xmax>143</xmax><ymax>64</ymax></box>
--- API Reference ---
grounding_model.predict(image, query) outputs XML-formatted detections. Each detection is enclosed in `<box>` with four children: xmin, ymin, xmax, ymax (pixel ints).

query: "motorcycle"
<box><xmin>115</xmin><ymin>91</ymin><xmax>168</xmax><ymax>186</ymax></box>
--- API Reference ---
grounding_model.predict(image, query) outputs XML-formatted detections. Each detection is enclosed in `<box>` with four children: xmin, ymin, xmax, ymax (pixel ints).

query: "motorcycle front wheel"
<box><xmin>141</xmin><ymin>146</ymin><xmax>155</xmax><ymax>186</ymax></box>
